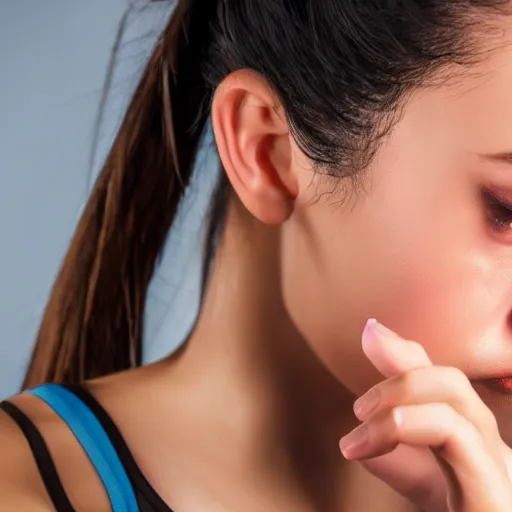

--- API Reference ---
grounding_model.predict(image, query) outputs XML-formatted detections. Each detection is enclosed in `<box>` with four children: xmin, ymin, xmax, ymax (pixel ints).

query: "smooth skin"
<box><xmin>2</xmin><ymin>13</ymin><xmax>512</xmax><ymax>512</ymax></box>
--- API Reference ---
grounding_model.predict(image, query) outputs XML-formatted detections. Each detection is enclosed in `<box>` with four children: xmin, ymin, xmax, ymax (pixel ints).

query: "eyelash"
<box><xmin>484</xmin><ymin>190</ymin><xmax>512</xmax><ymax>233</ymax></box>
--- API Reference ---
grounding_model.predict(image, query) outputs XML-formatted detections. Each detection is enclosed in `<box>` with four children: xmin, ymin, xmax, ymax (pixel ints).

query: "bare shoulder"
<box><xmin>0</xmin><ymin>482</ymin><xmax>53</xmax><ymax>510</ymax></box>
<box><xmin>0</xmin><ymin>396</ymin><xmax>54</xmax><ymax>510</ymax></box>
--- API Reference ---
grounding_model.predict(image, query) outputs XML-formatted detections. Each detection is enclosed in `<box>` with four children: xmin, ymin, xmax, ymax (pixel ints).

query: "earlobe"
<box><xmin>211</xmin><ymin>70</ymin><xmax>297</xmax><ymax>225</ymax></box>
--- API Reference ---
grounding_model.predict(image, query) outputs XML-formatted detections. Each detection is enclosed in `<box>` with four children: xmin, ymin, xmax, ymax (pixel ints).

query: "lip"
<box><xmin>479</xmin><ymin>377</ymin><xmax>512</xmax><ymax>395</ymax></box>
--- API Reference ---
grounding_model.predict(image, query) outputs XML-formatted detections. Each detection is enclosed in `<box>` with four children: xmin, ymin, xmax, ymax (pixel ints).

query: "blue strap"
<box><xmin>27</xmin><ymin>384</ymin><xmax>138</xmax><ymax>512</ymax></box>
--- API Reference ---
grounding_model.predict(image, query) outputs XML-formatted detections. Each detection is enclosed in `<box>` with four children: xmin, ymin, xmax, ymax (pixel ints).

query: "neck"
<box><xmin>110</xmin><ymin>199</ymin><xmax>413</xmax><ymax>511</ymax></box>
<box><xmin>159</xmin><ymin>200</ymin><xmax>357</xmax><ymax>508</ymax></box>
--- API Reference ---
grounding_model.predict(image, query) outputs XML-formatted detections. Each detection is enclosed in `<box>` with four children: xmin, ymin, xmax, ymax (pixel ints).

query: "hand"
<box><xmin>339</xmin><ymin>319</ymin><xmax>512</xmax><ymax>512</ymax></box>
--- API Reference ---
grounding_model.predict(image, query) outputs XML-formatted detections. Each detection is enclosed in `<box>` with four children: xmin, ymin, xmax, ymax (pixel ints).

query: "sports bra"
<box><xmin>0</xmin><ymin>384</ymin><xmax>174</xmax><ymax>512</ymax></box>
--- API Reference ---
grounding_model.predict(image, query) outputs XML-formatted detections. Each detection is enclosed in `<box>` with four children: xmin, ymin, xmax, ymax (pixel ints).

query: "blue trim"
<box><xmin>27</xmin><ymin>384</ymin><xmax>138</xmax><ymax>512</ymax></box>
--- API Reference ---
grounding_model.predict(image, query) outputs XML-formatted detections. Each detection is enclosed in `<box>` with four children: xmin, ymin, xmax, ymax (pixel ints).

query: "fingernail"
<box><xmin>364</xmin><ymin>318</ymin><xmax>377</xmax><ymax>335</ymax></box>
<box><xmin>353</xmin><ymin>387</ymin><xmax>381</xmax><ymax>420</ymax></box>
<box><xmin>362</xmin><ymin>319</ymin><xmax>377</xmax><ymax>345</ymax></box>
<box><xmin>374</xmin><ymin>321</ymin><xmax>400</xmax><ymax>340</ymax></box>
<box><xmin>339</xmin><ymin>424</ymin><xmax>369</xmax><ymax>459</ymax></box>
<box><xmin>364</xmin><ymin>319</ymin><xmax>400</xmax><ymax>344</ymax></box>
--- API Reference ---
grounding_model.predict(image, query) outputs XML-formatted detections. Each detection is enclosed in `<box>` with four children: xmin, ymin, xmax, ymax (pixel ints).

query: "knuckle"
<box><xmin>443</xmin><ymin>366</ymin><xmax>470</xmax><ymax>388</ymax></box>
<box><xmin>437</xmin><ymin>402</ymin><xmax>457</xmax><ymax>420</ymax></box>
<box><xmin>437</xmin><ymin>404</ymin><xmax>480</xmax><ymax>446</ymax></box>
<box><xmin>445</xmin><ymin>413</ymin><xmax>479</xmax><ymax>445</ymax></box>
<box><xmin>407</xmin><ymin>340</ymin><xmax>428</xmax><ymax>360</ymax></box>
<box><xmin>482</xmin><ymin>405</ymin><xmax>499</xmax><ymax>430</ymax></box>
<box><xmin>440</xmin><ymin>367</ymin><xmax>497</xmax><ymax>430</ymax></box>
<box><xmin>436</xmin><ymin>403</ymin><xmax>459</xmax><ymax>433</ymax></box>
<box><xmin>439</xmin><ymin>410</ymin><xmax>472</xmax><ymax>448</ymax></box>
<box><xmin>400</xmin><ymin>369</ymin><xmax>422</xmax><ymax>396</ymax></box>
<box><xmin>441</xmin><ymin>366</ymin><xmax>471</xmax><ymax>405</ymax></box>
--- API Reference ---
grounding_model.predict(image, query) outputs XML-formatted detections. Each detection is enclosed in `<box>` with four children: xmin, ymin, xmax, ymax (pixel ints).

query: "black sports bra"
<box><xmin>0</xmin><ymin>384</ymin><xmax>174</xmax><ymax>512</ymax></box>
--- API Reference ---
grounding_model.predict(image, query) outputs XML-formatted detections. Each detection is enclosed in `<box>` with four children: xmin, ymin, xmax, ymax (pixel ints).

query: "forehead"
<box><xmin>395</xmin><ymin>29</ymin><xmax>512</xmax><ymax>155</ymax></box>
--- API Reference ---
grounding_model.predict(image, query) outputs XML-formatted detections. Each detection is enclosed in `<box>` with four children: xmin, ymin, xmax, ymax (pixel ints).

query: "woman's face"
<box><xmin>281</xmin><ymin>40</ymin><xmax>512</xmax><ymax>442</ymax></box>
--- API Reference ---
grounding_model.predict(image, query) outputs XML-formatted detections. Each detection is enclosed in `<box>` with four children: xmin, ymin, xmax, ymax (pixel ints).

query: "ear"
<box><xmin>211</xmin><ymin>70</ymin><xmax>298</xmax><ymax>225</ymax></box>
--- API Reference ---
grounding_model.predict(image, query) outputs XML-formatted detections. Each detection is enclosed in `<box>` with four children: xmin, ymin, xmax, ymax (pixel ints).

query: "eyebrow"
<box><xmin>481</xmin><ymin>152</ymin><xmax>512</xmax><ymax>165</ymax></box>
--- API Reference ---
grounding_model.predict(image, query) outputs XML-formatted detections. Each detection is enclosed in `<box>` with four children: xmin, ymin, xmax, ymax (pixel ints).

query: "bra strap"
<box><xmin>26</xmin><ymin>384</ymin><xmax>138</xmax><ymax>512</ymax></box>
<box><xmin>0</xmin><ymin>400</ymin><xmax>75</xmax><ymax>511</ymax></box>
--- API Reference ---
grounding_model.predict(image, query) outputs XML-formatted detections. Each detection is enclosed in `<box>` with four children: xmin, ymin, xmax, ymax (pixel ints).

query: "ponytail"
<box><xmin>23</xmin><ymin>0</ymin><xmax>214</xmax><ymax>388</ymax></box>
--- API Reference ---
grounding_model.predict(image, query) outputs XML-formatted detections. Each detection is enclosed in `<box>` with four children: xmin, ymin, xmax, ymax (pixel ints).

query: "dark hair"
<box><xmin>23</xmin><ymin>0</ymin><xmax>509</xmax><ymax>387</ymax></box>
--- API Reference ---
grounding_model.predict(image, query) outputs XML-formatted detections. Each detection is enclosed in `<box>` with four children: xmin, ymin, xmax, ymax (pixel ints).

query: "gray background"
<box><xmin>0</xmin><ymin>0</ymin><xmax>216</xmax><ymax>398</ymax></box>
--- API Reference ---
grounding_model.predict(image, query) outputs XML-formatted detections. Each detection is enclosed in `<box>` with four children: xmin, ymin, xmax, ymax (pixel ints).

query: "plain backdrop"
<box><xmin>0</xmin><ymin>0</ymin><xmax>217</xmax><ymax>398</ymax></box>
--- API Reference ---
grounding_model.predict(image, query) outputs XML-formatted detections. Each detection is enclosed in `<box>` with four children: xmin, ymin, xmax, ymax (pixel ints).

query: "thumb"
<box><xmin>362</xmin><ymin>319</ymin><xmax>432</xmax><ymax>378</ymax></box>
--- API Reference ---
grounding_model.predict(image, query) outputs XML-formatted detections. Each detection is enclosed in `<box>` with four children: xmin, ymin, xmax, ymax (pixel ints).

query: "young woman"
<box><xmin>2</xmin><ymin>0</ymin><xmax>512</xmax><ymax>510</ymax></box>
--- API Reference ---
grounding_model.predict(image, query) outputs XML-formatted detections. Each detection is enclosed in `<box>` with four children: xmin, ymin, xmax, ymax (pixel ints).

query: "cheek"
<box><xmin>282</xmin><ymin>185</ymin><xmax>507</xmax><ymax>395</ymax></box>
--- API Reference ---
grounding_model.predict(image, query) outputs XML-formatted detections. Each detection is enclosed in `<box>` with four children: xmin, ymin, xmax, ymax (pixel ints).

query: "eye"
<box><xmin>483</xmin><ymin>189</ymin><xmax>512</xmax><ymax>234</ymax></box>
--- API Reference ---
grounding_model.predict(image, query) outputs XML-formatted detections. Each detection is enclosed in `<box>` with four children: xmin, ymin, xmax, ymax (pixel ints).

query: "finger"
<box><xmin>340</xmin><ymin>403</ymin><xmax>512</xmax><ymax>510</ymax></box>
<box><xmin>362</xmin><ymin>319</ymin><xmax>432</xmax><ymax>378</ymax></box>
<box><xmin>354</xmin><ymin>366</ymin><xmax>498</xmax><ymax>436</ymax></box>
<box><xmin>502</xmin><ymin>439</ymin><xmax>512</xmax><ymax>481</ymax></box>
<box><xmin>353</xmin><ymin>365</ymin><xmax>503</xmax><ymax>471</ymax></box>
